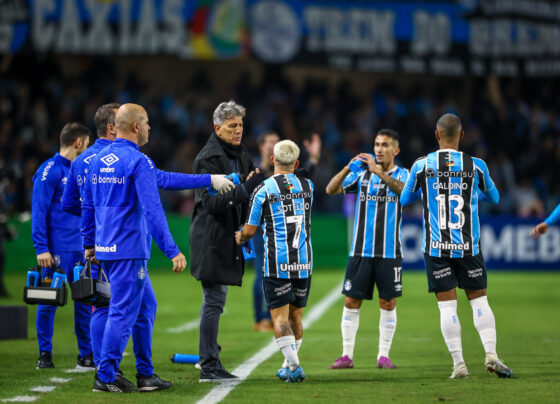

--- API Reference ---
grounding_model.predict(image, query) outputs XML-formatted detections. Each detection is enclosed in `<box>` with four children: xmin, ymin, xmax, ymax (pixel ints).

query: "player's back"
<box><xmin>259</xmin><ymin>173</ymin><xmax>314</xmax><ymax>279</ymax></box>
<box><xmin>414</xmin><ymin>149</ymin><xmax>493</xmax><ymax>258</ymax></box>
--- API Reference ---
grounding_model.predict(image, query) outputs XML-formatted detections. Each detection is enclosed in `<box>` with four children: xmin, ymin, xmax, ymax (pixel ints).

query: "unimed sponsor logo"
<box><xmin>95</xmin><ymin>244</ymin><xmax>117</xmax><ymax>253</ymax></box>
<box><xmin>431</xmin><ymin>241</ymin><xmax>470</xmax><ymax>250</ymax></box>
<box><xmin>280</xmin><ymin>263</ymin><xmax>311</xmax><ymax>272</ymax></box>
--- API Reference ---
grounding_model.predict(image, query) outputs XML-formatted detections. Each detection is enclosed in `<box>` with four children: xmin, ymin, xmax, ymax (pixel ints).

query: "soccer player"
<box><xmin>326</xmin><ymin>129</ymin><xmax>408</xmax><ymax>370</ymax></box>
<box><xmin>236</xmin><ymin>140</ymin><xmax>313</xmax><ymax>383</ymax></box>
<box><xmin>31</xmin><ymin>123</ymin><xmax>92</xmax><ymax>369</ymax></box>
<box><xmin>62</xmin><ymin>103</ymin><xmax>233</xmax><ymax>375</ymax></box>
<box><xmin>400</xmin><ymin>113</ymin><xmax>513</xmax><ymax>379</ymax></box>
<box><xmin>81</xmin><ymin>104</ymin><xmax>188</xmax><ymax>392</ymax></box>
<box><xmin>530</xmin><ymin>203</ymin><xmax>560</xmax><ymax>238</ymax></box>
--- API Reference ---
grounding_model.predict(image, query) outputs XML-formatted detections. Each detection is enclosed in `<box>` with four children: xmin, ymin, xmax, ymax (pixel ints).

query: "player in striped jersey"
<box><xmin>236</xmin><ymin>140</ymin><xmax>313</xmax><ymax>383</ymax></box>
<box><xmin>401</xmin><ymin>113</ymin><xmax>513</xmax><ymax>379</ymax></box>
<box><xmin>530</xmin><ymin>203</ymin><xmax>560</xmax><ymax>238</ymax></box>
<box><xmin>326</xmin><ymin>129</ymin><xmax>408</xmax><ymax>370</ymax></box>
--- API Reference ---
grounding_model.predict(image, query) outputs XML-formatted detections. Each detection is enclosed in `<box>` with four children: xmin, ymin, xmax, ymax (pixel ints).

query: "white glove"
<box><xmin>211</xmin><ymin>175</ymin><xmax>235</xmax><ymax>194</ymax></box>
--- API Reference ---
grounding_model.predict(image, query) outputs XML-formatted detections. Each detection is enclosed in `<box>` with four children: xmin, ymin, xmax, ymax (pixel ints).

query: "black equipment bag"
<box><xmin>71</xmin><ymin>258</ymin><xmax>111</xmax><ymax>307</ymax></box>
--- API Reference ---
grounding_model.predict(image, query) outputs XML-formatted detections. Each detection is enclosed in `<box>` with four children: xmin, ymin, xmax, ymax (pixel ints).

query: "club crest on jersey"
<box><xmin>138</xmin><ymin>267</ymin><xmax>146</xmax><ymax>280</ymax></box>
<box><xmin>285</xmin><ymin>183</ymin><xmax>294</xmax><ymax>192</ymax></box>
<box><xmin>344</xmin><ymin>279</ymin><xmax>352</xmax><ymax>291</ymax></box>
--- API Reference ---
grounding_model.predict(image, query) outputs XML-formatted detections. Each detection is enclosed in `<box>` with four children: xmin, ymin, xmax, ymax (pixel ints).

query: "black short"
<box><xmin>342</xmin><ymin>256</ymin><xmax>402</xmax><ymax>300</ymax></box>
<box><xmin>263</xmin><ymin>277</ymin><xmax>311</xmax><ymax>310</ymax></box>
<box><xmin>424</xmin><ymin>253</ymin><xmax>487</xmax><ymax>293</ymax></box>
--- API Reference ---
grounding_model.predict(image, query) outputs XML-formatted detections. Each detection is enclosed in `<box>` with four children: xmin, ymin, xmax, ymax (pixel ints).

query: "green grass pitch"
<box><xmin>1</xmin><ymin>268</ymin><xmax>559</xmax><ymax>403</ymax></box>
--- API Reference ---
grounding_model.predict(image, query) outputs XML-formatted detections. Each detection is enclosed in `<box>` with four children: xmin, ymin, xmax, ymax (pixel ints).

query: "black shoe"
<box><xmin>77</xmin><ymin>353</ymin><xmax>95</xmax><ymax>370</ymax></box>
<box><xmin>93</xmin><ymin>375</ymin><xmax>138</xmax><ymax>393</ymax></box>
<box><xmin>199</xmin><ymin>368</ymin><xmax>239</xmax><ymax>383</ymax></box>
<box><xmin>136</xmin><ymin>373</ymin><xmax>172</xmax><ymax>392</ymax></box>
<box><xmin>37</xmin><ymin>352</ymin><xmax>54</xmax><ymax>369</ymax></box>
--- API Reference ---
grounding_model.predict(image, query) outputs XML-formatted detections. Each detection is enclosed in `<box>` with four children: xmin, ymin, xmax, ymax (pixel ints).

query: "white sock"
<box><xmin>437</xmin><ymin>300</ymin><xmax>464</xmax><ymax>366</ymax></box>
<box><xmin>276</xmin><ymin>336</ymin><xmax>299</xmax><ymax>371</ymax></box>
<box><xmin>283</xmin><ymin>339</ymin><xmax>302</xmax><ymax>368</ymax></box>
<box><xmin>341</xmin><ymin>307</ymin><xmax>360</xmax><ymax>359</ymax></box>
<box><xmin>469</xmin><ymin>296</ymin><xmax>497</xmax><ymax>356</ymax></box>
<box><xmin>378</xmin><ymin>308</ymin><xmax>397</xmax><ymax>360</ymax></box>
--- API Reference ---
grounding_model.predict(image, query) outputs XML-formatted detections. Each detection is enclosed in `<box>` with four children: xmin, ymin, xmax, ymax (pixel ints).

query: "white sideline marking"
<box><xmin>49</xmin><ymin>378</ymin><xmax>71</xmax><ymax>383</ymax></box>
<box><xmin>64</xmin><ymin>367</ymin><xmax>94</xmax><ymax>373</ymax></box>
<box><xmin>29</xmin><ymin>387</ymin><xmax>55</xmax><ymax>393</ymax></box>
<box><xmin>1</xmin><ymin>396</ymin><xmax>38</xmax><ymax>402</ymax></box>
<box><xmin>196</xmin><ymin>284</ymin><xmax>342</xmax><ymax>404</ymax></box>
<box><xmin>166</xmin><ymin>318</ymin><xmax>200</xmax><ymax>333</ymax></box>
<box><xmin>123</xmin><ymin>352</ymin><xmax>131</xmax><ymax>357</ymax></box>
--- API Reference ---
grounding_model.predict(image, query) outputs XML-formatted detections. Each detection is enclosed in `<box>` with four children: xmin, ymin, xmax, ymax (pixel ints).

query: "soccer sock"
<box><xmin>341</xmin><ymin>307</ymin><xmax>360</xmax><ymax>359</ymax></box>
<box><xmin>469</xmin><ymin>296</ymin><xmax>497</xmax><ymax>356</ymax></box>
<box><xmin>282</xmin><ymin>339</ymin><xmax>302</xmax><ymax>368</ymax></box>
<box><xmin>378</xmin><ymin>308</ymin><xmax>397</xmax><ymax>360</ymax></box>
<box><xmin>437</xmin><ymin>300</ymin><xmax>464</xmax><ymax>366</ymax></box>
<box><xmin>276</xmin><ymin>336</ymin><xmax>299</xmax><ymax>371</ymax></box>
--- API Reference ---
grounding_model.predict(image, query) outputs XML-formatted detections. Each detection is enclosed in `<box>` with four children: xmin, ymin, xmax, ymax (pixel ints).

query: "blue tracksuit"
<box><xmin>82</xmin><ymin>138</ymin><xmax>192</xmax><ymax>382</ymax></box>
<box><xmin>31</xmin><ymin>153</ymin><xmax>92</xmax><ymax>357</ymax></box>
<box><xmin>64</xmin><ymin>137</ymin><xmax>210</xmax><ymax>367</ymax></box>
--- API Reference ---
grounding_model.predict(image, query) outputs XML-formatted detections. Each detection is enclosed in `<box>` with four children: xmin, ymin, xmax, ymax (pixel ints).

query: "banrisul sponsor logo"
<box><xmin>279</xmin><ymin>263</ymin><xmax>311</xmax><ymax>272</ymax></box>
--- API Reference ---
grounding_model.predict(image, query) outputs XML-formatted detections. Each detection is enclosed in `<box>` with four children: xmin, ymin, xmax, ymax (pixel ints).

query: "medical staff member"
<box><xmin>82</xmin><ymin>104</ymin><xmax>187</xmax><ymax>393</ymax></box>
<box><xmin>32</xmin><ymin>122</ymin><xmax>92</xmax><ymax>369</ymax></box>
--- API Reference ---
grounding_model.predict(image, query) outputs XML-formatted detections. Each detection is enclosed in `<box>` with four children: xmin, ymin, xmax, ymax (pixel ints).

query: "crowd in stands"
<box><xmin>1</xmin><ymin>56</ymin><xmax>559</xmax><ymax>217</ymax></box>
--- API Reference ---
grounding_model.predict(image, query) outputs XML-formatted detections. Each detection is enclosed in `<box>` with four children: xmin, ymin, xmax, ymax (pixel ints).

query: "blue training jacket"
<box><xmin>81</xmin><ymin>138</ymin><xmax>187</xmax><ymax>260</ymax></box>
<box><xmin>32</xmin><ymin>153</ymin><xmax>82</xmax><ymax>254</ymax></box>
<box><xmin>63</xmin><ymin>137</ymin><xmax>211</xmax><ymax>217</ymax></box>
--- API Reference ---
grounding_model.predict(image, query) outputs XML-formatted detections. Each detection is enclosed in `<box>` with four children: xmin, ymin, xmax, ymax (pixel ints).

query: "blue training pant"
<box><xmin>97</xmin><ymin>259</ymin><xmax>157</xmax><ymax>383</ymax></box>
<box><xmin>252</xmin><ymin>230</ymin><xmax>271</xmax><ymax>323</ymax></box>
<box><xmin>36</xmin><ymin>250</ymin><xmax>92</xmax><ymax>357</ymax></box>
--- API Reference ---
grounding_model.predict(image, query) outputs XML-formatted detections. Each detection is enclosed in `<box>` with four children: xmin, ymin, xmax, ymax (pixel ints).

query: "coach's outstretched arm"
<box><xmin>134</xmin><ymin>156</ymin><xmax>186</xmax><ymax>273</ymax></box>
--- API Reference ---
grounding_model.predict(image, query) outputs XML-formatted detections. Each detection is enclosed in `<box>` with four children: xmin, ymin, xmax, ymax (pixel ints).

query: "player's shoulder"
<box><xmin>471</xmin><ymin>156</ymin><xmax>488</xmax><ymax>169</ymax></box>
<box><xmin>411</xmin><ymin>155</ymin><xmax>428</xmax><ymax>170</ymax></box>
<box><xmin>35</xmin><ymin>155</ymin><xmax>59</xmax><ymax>182</ymax></box>
<box><xmin>294</xmin><ymin>173</ymin><xmax>314</xmax><ymax>190</ymax></box>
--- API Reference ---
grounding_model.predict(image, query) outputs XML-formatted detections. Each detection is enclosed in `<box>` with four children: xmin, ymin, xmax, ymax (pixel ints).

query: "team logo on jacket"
<box><xmin>344</xmin><ymin>279</ymin><xmax>352</xmax><ymax>291</ymax></box>
<box><xmin>100</xmin><ymin>153</ymin><xmax>119</xmax><ymax>167</ymax></box>
<box><xmin>138</xmin><ymin>267</ymin><xmax>146</xmax><ymax>280</ymax></box>
<box><xmin>91</xmin><ymin>174</ymin><xmax>97</xmax><ymax>184</ymax></box>
<box><xmin>77</xmin><ymin>175</ymin><xmax>83</xmax><ymax>186</ymax></box>
<box><xmin>54</xmin><ymin>255</ymin><xmax>61</xmax><ymax>267</ymax></box>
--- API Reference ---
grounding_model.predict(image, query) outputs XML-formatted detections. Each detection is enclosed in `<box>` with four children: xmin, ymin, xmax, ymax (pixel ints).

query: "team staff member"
<box><xmin>190</xmin><ymin>100</ymin><xmax>265</xmax><ymax>382</ymax></box>
<box><xmin>82</xmin><ymin>104</ymin><xmax>187</xmax><ymax>393</ymax></box>
<box><xmin>237</xmin><ymin>140</ymin><xmax>314</xmax><ymax>383</ymax></box>
<box><xmin>326</xmin><ymin>129</ymin><xmax>408</xmax><ymax>370</ymax></box>
<box><xmin>32</xmin><ymin>123</ymin><xmax>92</xmax><ymax>369</ymax></box>
<box><xmin>400</xmin><ymin>113</ymin><xmax>513</xmax><ymax>379</ymax></box>
<box><xmin>62</xmin><ymin>103</ymin><xmax>233</xmax><ymax>370</ymax></box>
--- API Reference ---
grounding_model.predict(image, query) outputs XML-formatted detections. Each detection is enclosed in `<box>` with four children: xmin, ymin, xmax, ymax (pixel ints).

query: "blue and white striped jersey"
<box><xmin>401</xmin><ymin>149</ymin><xmax>499</xmax><ymax>258</ymax></box>
<box><xmin>342</xmin><ymin>166</ymin><xmax>409</xmax><ymax>259</ymax></box>
<box><xmin>246</xmin><ymin>173</ymin><xmax>314</xmax><ymax>279</ymax></box>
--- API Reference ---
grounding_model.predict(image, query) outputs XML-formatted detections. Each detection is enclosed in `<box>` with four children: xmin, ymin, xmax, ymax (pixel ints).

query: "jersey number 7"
<box><xmin>286</xmin><ymin>215</ymin><xmax>303</xmax><ymax>248</ymax></box>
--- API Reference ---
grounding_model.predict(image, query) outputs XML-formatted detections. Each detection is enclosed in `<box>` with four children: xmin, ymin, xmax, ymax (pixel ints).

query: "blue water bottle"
<box><xmin>349</xmin><ymin>153</ymin><xmax>375</xmax><ymax>173</ymax></box>
<box><xmin>26</xmin><ymin>269</ymin><xmax>40</xmax><ymax>287</ymax></box>
<box><xmin>170</xmin><ymin>353</ymin><xmax>200</xmax><ymax>364</ymax></box>
<box><xmin>207</xmin><ymin>173</ymin><xmax>242</xmax><ymax>196</ymax></box>
<box><xmin>73</xmin><ymin>262</ymin><xmax>85</xmax><ymax>283</ymax></box>
<box><xmin>242</xmin><ymin>239</ymin><xmax>256</xmax><ymax>263</ymax></box>
<box><xmin>52</xmin><ymin>267</ymin><xmax>67</xmax><ymax>289</ymax></box>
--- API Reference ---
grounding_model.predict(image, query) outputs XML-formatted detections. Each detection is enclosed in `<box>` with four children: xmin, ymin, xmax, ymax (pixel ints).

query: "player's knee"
<box><xmin>379</xmin><ymin>298</ymin><xmax>396</xmax><ymax>311</ymax></box>
<box><xmin>344</xmin><ymin>296</ymin><xmax>362</xmax><ymax>309</ymax></box>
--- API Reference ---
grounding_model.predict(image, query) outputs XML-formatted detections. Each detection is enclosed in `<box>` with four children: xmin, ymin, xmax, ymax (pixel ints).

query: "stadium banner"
<box><xmin>0</xmin><ymin>0</ymin><xmax>248</xmax><ymax>58</ymax></box>
<box><xmin>2</xmin><ymin>0</ymin><xmax>560</xmax><ymax>76</ymax></box>
<box><xmin>401</xmin><ymin>216</ymin><xmax>560</xmax><ymax>270</ymax></box>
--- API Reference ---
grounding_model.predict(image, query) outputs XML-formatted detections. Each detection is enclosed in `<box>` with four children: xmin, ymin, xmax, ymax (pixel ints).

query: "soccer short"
<box><xmin>263</xmin><ymin>276</ymin><xmax>311</xmax><ymax>310</ymax></box>
<box><xmin>424</xmin><ymin>253</ymin><xmax>487</xmax><ymax>293</ymax></box>
<box><xmin>342</xmin><ymin>256</ymin><xmax>403</xmax><ymax>300</ymax></box>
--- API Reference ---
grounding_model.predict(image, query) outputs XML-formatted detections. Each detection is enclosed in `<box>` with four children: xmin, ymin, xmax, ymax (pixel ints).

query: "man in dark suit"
<box><xmin>190</xmin><ymin>100</ymin><xmax>264</xmax><ymax>382</ymax></box>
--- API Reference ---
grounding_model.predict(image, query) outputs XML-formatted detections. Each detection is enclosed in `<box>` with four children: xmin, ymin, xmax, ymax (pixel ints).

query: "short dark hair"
<box><xmin>436</xmin><ymin>113</ymin><xmax>462</xmax><ymax>138</ymax></box>
<box><xmin>94</xmin><ymin>103</ymin><xmax>121</xmax><ymax>137</ymax></box>
<box><xmin>60</xmin><ymin>123</ymin><xmax>91</xmax><ymax>147</ymax></box>
<box><xmin>376</xmin><ymin>128</ymin><xmax>400</xmax><ymax>144</ymax></box>
<box><xmin>257</xmin><ymin>131</ymin><xmax>280</xmax><ymax>145</ymax></box>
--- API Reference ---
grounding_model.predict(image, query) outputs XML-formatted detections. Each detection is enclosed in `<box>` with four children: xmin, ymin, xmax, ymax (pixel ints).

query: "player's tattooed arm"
<box><xmin>326</xmin><ymin>155</ymin><xmax>360</xmax><ymax>195</ymax></box>
<box><xmin>377</xmin><ymin>172</ymin><xmax>405</xmax><ymax>195</ymax></box>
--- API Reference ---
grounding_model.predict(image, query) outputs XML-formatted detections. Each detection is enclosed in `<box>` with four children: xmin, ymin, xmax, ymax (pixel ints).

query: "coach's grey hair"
<box><xmin>213</xmin><ymin>100</ymin><xmax>246</xmax><ymax>125</ymax></box>
<box><xmin>274</xmin><ymin>140</ymin><xmax>300</xmax><ymax>166</ymax></box>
